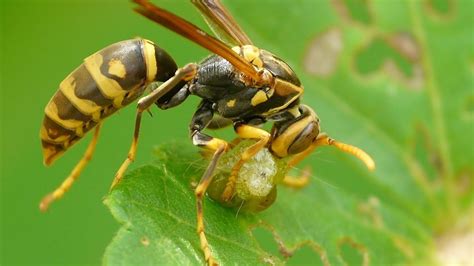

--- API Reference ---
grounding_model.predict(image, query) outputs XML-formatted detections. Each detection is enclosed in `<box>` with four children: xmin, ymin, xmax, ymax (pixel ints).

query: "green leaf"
<box><xmin>104</xmin><ymin>0</ymin><xmax>473</xmax><ymax>265</ymax></box>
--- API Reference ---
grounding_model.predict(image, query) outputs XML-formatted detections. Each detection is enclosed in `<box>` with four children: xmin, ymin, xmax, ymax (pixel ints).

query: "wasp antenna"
<box><xmin>328</xmin><ymin>139</ymin><xmax>375</xmax><ymax>171</ymax></box>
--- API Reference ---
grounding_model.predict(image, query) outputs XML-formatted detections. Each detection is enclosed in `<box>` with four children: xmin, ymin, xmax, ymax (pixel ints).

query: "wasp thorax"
<box><xmin>207</xmin><ymin>141</ymin><xmax>289</xmax><ymax>212</ymax></box>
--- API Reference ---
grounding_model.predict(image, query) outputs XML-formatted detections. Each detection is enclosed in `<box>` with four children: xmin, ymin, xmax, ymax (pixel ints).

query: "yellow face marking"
<box><xmin>227</xmin><ymin>99</ymin><xmax>236</xmax><ymax>107</ymax></box>
<box><xmin>142</xmin><ymin>40</ymin><xmax>158</xmax><ymax>82</ymax></box>
<box><xmin>271</xmin><ymin>116</ymin><xmax>313</xmax><ymax>157</ymax></box>
<box><xmin>45</xmin><ymin>101</ymin><xmax>84</xmax><ymax>130</ymax></box>
<box><xmin>84</xmin><ymin>53</ymin><xmax>127</xmax><ymax>106</ymax></box>
<box><xmin>59</xmin><ymin>75</ymin><xmax>103</xmax><ymax>116</ymax></box>
<box><xmin>108</xmin><ymin>59</ymin><xmax>126</xmax><ymax>78</ymax></box>
<box><xmin>251</xmin><ymin>90</ymin><xmax>268</xmax><ymax>106</ymax></box>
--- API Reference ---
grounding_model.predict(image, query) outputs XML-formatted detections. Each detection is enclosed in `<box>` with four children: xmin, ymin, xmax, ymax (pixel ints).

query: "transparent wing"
<box><xmin>133</xmin><ymin>0</ymin><xmax>259</xmax><ymax>81</ymax></box>
<box><xmin>191</xmin><ymin>0</ymin><xmax>253</xmax><ymax>46</ymax></box>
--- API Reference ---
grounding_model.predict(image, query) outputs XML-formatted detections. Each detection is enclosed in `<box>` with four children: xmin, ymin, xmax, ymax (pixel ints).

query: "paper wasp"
<box><xmin>40</xmin><ymin>0</ymin><xmax>375</xmax><ymax>264</ymax></box>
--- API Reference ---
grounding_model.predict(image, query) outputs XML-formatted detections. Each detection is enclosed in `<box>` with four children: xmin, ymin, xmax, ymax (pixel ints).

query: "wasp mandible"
<box><xmin>40</xmin><ymin>0</ymin><xmax>375</xmax><ymax>265</ymax></box>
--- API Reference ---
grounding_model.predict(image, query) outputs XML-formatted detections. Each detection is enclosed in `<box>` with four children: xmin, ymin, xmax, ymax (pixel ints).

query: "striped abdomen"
<box><xmin>41</xmin><ymin>38</ymin><xmax>177</xmax><ymax>165</ymax></box>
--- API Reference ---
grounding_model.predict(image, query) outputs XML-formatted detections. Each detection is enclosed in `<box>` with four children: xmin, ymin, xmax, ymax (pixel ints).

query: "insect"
<box><xmin>40</xmin><ymin>0</ymin><xmax>375</xmax><ymax>265</ymax></box>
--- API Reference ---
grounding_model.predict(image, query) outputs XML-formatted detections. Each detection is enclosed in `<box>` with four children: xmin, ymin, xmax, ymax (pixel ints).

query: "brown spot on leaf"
<box><xmin>354</xmin><ymin>33</ymin><xmax>425</xmax><ymax>90</ymax></box>
<box><xmin>337</xmin><ymin>237</ymin><xmax>370</xmax><ymax>266</ymax></box>
<box><xmin>357</xmin><ymin>196</ymin><xmax>384</xmax><ymax>229</ymax></box>
<box><xmin>304</xmin><ymin>28</ymin><xmax>343</xmax><ymax>77</ymax></box>
<box><xmin>250</xmin><ymin>222</ymin><xmax>330</xmax><ymax>265</ymax></box>
<box><xmin>405</xmin><ymin>123</ymin><xmax>447</xmax><ymax>195</ymax></box>
<box><xmin>387</xmin><ymin>32</ymin><xmax>421</xmax><ymax>61</ymax></box>
<box><xmin>140</xmin><ymin>236</ymin><xmax>150</xmax><ymax>246</ymax></box>
<box><xmin>332</xmin><ymin>0</ymin><xmax>373</xmax><ymax>26</ymax></box>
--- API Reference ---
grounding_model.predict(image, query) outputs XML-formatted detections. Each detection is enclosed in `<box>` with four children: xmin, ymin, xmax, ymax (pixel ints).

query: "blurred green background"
<box><xmin>1</xmin><ymin>0</ymin><xmax>473</xmax><ymax>265</ymax></box>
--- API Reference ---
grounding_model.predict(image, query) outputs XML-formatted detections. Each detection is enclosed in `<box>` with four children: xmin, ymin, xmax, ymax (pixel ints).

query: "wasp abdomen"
<box><xmin>41</xmin><ymin>39</ymin><xmax>177</xmax><ymax>166</ymax></box>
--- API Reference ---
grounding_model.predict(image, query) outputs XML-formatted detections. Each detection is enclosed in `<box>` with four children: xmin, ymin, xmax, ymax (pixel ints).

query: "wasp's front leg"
<box><xmin>221</xmin><ymin>123</ymin><xmax>271</xmax><ymax>202</ymax></box>
<box><xmin>190</xmin><ymin>100</ymin><xmax>229</xmax><ymax>266</ymax></box>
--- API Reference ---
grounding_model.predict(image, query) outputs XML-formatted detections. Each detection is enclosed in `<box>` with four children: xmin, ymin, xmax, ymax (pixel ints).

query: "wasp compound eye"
<box><xmin>288</xmin><ymin>120</ymin><xmax>320</xmax><ymax>155</ymax></box>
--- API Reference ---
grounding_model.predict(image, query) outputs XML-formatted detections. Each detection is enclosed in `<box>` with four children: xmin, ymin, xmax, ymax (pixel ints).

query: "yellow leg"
<box><xmin>110</xmin><ymin>111</ymin><xmax>142</xmax><ymax>189</ymax></box>
<box><xmin>282</xmin><ymin>167</ymin><xmax>311</xmax><ymax>189</ymax></box>
<box><xmin>221</xmin><ymin>124</ymin><xmax>270</xmax><ymax>202</ymax></box>
<box><xmin>195</xmin><ymin>138</ymin><xmax>228</xmax><ymax>266</ymax></box>
<box><xmin>40</xmin><ymin>124</ymin><xmax>102</xmax><ymax>212</ymax></box>
<box><xmin>111</xmin><ymin>63</ymin><xmax>198</xmax><ymax>189</ymax></box>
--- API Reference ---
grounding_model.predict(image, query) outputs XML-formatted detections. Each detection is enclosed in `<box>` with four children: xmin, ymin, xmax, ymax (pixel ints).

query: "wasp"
<box><xmin>40</xmin><ymin>0</ymin><xmax>375</xmax><ymax>265</ymax></box>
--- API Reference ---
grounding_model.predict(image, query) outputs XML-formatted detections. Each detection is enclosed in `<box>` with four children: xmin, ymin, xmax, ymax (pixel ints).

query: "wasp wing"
<box><xmin>133</xmin><ymin>0</ymin><xmax>259</xmax><ymax>81</ymax></box>
<box><xmin>191</xmin><ymin>0</ymin><xmax>253</xmax><ymax>46</ymax></box>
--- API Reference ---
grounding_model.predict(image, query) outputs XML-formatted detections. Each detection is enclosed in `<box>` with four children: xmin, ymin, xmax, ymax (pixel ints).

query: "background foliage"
<box><xmin>1</xmin><ymin>0</ymin><xmax>472</xmax><ymax>265</ymax></box>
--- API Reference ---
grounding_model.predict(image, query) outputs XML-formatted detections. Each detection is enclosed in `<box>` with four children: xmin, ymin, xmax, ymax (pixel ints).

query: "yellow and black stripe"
<box><xmin>41</xmin><ymin>38</ymin><xmax>177</xmax><ymax>165</ymax></box>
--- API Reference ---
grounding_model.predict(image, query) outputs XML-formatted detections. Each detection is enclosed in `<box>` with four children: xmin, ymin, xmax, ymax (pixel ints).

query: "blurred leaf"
<box><xmin>104</xmin><ymin>0</ymin><xmax>473</xmax><ymax>265</ymax></box>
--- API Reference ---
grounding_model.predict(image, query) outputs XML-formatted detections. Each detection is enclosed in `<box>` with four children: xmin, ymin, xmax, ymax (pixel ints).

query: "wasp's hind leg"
<box><xmin>110</xmin><ymin>63</ymin><xmax>198</xmax><ymax>189</ymax></box>
<box><xmin>40</xmin><ymin>123</ymin><xmax>102</xmax><ymax>212</ymax></box>
<box><xmin>221</xmin><ymin>123</ymin><xmax>271</xmax><ymax>202</ymax></box>
<box><xmin>190</xmin><ymin>100</ymin><xmax>229</xmax><ymax>266</ymax></box>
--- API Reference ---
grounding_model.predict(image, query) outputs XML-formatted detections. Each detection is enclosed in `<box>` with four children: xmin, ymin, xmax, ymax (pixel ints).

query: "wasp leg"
<box><xmin>282</xmin><ymin>167</ymin><xmax>311</xmax><ymax>189</ymax></box>
<box><xmin>221</xmin><ymin>124</ymin><xmax>271</xmax><ymax>202</ymax></box>
<box><xmin>189</xmin><ymin>100</ymin><xmax>229</xmax><ymax>265</ymax></box>
<box><xmin>195</xmin><ymin>141</ymin><xmax>226</xmax><ymax>266</ymax></box>
<box><xmin>110</xmin><ymin>63</ymin><xmax>198</xmax><ymax>189</ymax></box>
<box><xmin>39</xmin><ymin>123</ymin><xmax>102</xmax><ymax>212</ymax></box>
<box><xmin>288</xmin><ymin>133</ymin><xmax>375</xmax><ymax>171</ymax></box>
<box><xmin>156</xmin><ymin>84</ymin><xmax>189</xmax><ymax>110</ymax></box>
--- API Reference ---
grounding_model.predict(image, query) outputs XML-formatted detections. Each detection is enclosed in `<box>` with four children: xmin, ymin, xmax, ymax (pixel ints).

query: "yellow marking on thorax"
<box><xmin>59</xmin><ymin>75</ymin><xmax>102</xmax><ymax>120</ymax></box>
<box><xmin>108</xmin><ymin>59</ymin><xmax>127</xmax><ymax>78</ymax></box>
<box><xmin>251</xmin><ymin>90</ymin><xmax>268</xmax><ymax>106</ymax></box>
<box><xmin>227</xmin><ymin>99</ymin><xmax>236</xmax><ymax>107</ymax></box>
<box><xmin>84</xmin><ymin>53</ymin><xmax>126</xmax><ymax>108</ymax></box>
<box><xmin>142</xmin><ymin>40</ymin><xmax>158</xmax><ymax>82</ymax></box>
<box><xmin>263</xmin><ymin>79</ymin><xmax>303</xmax><ymax>115</ymax></box>
<box><xmin>242</xmin><ymin>45</ymin><xmax>263</xmax><ymax>68</ymax></box>
<box><xmin>45</xmin><ymin>101</ymin><xmax>84</xmax><ymax>130</ymax></box>
<box><xmin>232</xmin><ymin>46</ymin><xmax>241</xmax><ymax>54</ymax></box>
